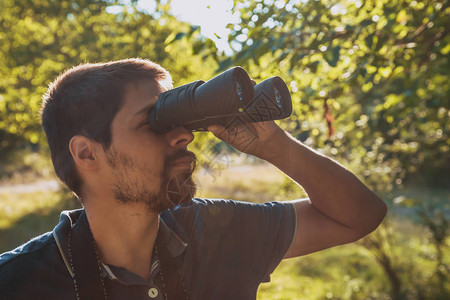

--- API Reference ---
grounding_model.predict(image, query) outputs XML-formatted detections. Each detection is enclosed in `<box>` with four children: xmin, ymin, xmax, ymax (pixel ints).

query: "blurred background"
<box><xmin>0</xmin><ymin>0</ymin><xmax>449</xmax><ymax>299</ymax></box>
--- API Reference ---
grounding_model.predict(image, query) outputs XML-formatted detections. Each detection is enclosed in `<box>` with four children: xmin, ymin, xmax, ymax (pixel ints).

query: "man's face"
<box><xmin>103</xmin><ymin>79</ymin><xmax>197</xmax><ymax>212</ymax></box>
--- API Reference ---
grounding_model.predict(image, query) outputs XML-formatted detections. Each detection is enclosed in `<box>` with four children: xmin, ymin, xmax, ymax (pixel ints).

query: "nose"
<box><xmin>165</xmin><ymin>126</ymin><xmax>194</xmax><ymax>148</ymax></box>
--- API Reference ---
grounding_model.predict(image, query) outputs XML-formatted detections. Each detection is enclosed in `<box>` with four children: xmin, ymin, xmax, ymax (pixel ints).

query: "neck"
<box><xmin>83</xmin><ymin>198</ymin><xmax>160</xmax><ymax>280</ymax></box>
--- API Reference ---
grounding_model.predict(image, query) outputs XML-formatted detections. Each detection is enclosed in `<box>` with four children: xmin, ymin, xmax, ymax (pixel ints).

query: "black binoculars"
<box><xmin>148</xmin><ymin>67</ymin><xmax>292</xmax><ymax>133</ymax></box>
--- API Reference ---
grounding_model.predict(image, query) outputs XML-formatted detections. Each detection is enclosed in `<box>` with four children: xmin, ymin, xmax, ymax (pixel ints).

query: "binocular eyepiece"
<box><xmin>148</xmin><ymin>66</ymin><xmax>292</xmax><ymax>133</ymax></box>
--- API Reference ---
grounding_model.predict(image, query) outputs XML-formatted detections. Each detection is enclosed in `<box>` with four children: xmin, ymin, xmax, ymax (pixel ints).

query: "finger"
<box><xmin>249</xmin><ymin>120</ymin><xmax>274</xmax><ymax>131</ymax></box>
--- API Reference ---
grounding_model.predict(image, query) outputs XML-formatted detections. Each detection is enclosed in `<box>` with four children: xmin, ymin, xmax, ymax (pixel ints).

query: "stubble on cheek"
<box><xmin>105</xmin><ymin>147</ymin><xmax>197</xmax><ymax>212</ymax></box>
<box><xmin>105</xmin><ymin>147</ymin><xmax>168</xmax><ymax>211</ymax></box>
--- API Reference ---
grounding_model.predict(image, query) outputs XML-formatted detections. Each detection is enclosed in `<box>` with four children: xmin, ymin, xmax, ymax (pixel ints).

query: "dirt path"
<box><xmin>0</xmin><ymin>180</ymin><xmax>60</xmax><ymax>194</ymax></box>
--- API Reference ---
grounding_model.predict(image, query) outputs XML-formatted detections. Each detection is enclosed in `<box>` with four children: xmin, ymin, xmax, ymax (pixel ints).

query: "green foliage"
<box><xmin>0</xmin><ymin>0</ymin><xmax>217</xmax><ymax>172</ymax></box>
<box><xmin>258</xmin><ymin>214</ymin><xmax>449</xmax><ymax>300</ymax></box>
<box><xmin>258</xmin><ymin>247</ymin><xmax>389</xmax><ymax>299</ymax></box>
<box><xmin>201</xmin><ymin>1</ymin><xmax>450</xmax><ymax>298</ymax></box>
<box><xmin>220</xmin><ymin>0</ymin><xmax>449</xmax><ymax>192</ymax></box>
<box><xmin>393</xmin><ymin>186</ymin><xmax>450</xmax><ymax>298</ymax></box>
<box><xmin>0</xmin><ymin>187</ymin><xmax>81</xmax><ymax>252</ymax></box>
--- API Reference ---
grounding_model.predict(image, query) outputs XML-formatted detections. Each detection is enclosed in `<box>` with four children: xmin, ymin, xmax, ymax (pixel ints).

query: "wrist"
<box><xmin>256</xmin><ymin>128</ymin><xmax>293</xmax><ymax>163</ymax></box>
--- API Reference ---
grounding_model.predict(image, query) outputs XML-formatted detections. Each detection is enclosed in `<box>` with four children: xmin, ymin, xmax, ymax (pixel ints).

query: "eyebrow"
<box><xmin>133</xmin><ymin>103</ymin><xmax>156</xmax><ymax>117</ymax></box>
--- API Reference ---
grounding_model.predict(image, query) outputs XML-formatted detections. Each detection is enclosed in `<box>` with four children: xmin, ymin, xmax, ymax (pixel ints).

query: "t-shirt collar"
<box><xmin>52</xmin><ymin>208</ymin><xmax>189</xmax><ymax>280</ymax></box>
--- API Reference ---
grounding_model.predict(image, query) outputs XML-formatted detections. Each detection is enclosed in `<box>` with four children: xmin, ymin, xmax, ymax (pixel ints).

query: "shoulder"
<box><xmin>178</xmin><ymin>197</ymin><xmax>295</xmax><ymax>211</ymax></box>
<box><xmin>172</xmin><ymin>197</ymin><xmax>295</xmax><ymax>216</ymax></box>
<box><xmin>170</xmin><ymin>199</ymin><xmax>297</xmax><ymax>290</ymax></box>
<box><xmin>0</xmin><ymin>231</ymin><xmax>55</xmax><ymax>268</ymax></box>
<box><xmin>0</xmin><ymin>231</ymin><xmax>70</xmax><ymax>296</ymax></box>
<box><xmin>168</xmin><ymin>198</ymin><xmax>295</xmax><ymax>235</ymax></box>
<box><xmin>188</xmin><ymin>198</ymin><xmax>295</xmax><ymax>218</ymax></box>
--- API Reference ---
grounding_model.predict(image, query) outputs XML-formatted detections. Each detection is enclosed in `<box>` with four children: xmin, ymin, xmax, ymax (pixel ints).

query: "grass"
<box><xmin>0</xmin><ymin>188</ymin><xmax>80</xmax><ymax>252</ymax></box>
<box><xmin>257</xmin><ymin>245</ymin><xmax>389</xmax><ymax>300</ymax></box>
<box><xmin>0</xmin><ymin>151</ymin><xmax>54</xmax><ymax>185</ymax></box>
<box><xmin>0</xmin><ymin>157</ymin><xmax>448</xmax><ymax>299</ymax></box>
<box><xmin>194</xmin><ymin>157</ymin><xmax>307</xmax><ymax>202</ymax></box>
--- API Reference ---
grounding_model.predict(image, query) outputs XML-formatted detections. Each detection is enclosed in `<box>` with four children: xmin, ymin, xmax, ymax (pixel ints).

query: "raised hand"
<box><xmin>208</xmin><ymin>120</ymin><xmax>284</xmax><ymax>161</ymax></box>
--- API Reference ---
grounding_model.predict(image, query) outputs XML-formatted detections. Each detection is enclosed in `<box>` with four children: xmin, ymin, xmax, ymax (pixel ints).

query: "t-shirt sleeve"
<box><xmin>174</xmin><ymin>198</ymin><xmax>296</xmax><ymax>284</ymax></box>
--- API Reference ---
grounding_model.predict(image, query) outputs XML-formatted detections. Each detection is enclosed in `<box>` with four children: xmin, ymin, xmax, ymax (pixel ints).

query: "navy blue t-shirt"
<box><xmin>0</xmin><ymin>198</ymin><xmax>296</xmax><ymax>300</ymax></box>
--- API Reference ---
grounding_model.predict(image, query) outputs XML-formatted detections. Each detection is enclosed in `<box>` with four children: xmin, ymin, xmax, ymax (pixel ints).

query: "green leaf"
<box><xmin>289</xmin><ymin>53</ymin><xmax>307</xmax><ymax>72</ymax></box>
<box><xmin>365</xmin><ymin>33</ymin><xmax>374</xmax><ymax>49</ymax></box>
<box><xmin>324</xmin><ymin>45</ymin><xmax>341</xmax><ymax>67</ymax></box>
<box><xmin>164</xmin><ymin>32</ymin><xmax>186</xmax><ymax>45</ymax></box>
<box><xmin>188</xmin><ymin>25</ymin><xmax>200</xmax><ymax>37</ymax></box>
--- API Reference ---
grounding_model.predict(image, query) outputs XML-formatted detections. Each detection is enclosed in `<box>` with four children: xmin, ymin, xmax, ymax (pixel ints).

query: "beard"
<box><xmin>105</xmin><ymin>147</ymin><xmax>197</xmax><ymax>213</ymax></box>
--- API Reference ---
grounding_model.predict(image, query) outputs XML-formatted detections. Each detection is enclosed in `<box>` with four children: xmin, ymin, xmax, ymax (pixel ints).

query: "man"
<box><xmin>0</xmin><ymin>58</ymin><xmax>387</xmax><ymax>300</ymax></box>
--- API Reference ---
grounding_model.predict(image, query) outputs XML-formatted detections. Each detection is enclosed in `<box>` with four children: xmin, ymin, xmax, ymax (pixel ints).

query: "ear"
<box><xmin>69</xmin><ymin>135</ymin><xmax>100</xmax><ymax>171</ymax></box>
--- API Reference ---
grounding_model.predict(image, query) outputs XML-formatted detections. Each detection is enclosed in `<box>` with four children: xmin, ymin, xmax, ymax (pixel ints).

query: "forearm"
<box><xmin>261</xmin><ymin>130</ymin><xmax>387</xmax><ymax>233</ymax></box>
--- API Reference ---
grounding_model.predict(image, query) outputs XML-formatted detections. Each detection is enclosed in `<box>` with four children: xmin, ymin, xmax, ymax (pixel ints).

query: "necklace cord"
<box><xmin>67</xmin><ymin>211</ymin><xmax>189</xmax><ymax>300</ymax></box>
<box><xmin>155</xmin><ymin>239</ymin><xmax>190</xmax><ymax>300</ymax></box>
<box><xmin>68</xmin><ymin>212</ymin><xmax>107</xmax><ymax>300</ymax></box>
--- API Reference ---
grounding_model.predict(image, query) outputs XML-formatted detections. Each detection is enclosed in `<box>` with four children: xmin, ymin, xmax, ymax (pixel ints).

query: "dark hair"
<box><xmin>41</xmin><ymin>58</ymin><xmax>171</xmax><ymax>197</ymax></box>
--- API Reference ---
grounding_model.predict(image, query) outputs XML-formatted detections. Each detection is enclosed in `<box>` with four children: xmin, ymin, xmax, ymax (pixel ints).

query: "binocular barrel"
<box><xmin>147</xmin><ymin>67</ymin><xmax>292</xmax><ymax>133</ymax></box>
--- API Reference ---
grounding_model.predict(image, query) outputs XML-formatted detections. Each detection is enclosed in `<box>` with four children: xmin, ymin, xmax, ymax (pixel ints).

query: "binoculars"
<box><xmin>148</xmin><ymin>67</ymin><xmax>292</xmax><ymax>133</ymax></box>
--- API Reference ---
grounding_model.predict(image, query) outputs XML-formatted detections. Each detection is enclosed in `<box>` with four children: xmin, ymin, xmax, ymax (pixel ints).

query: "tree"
<box><xmin>212</xmin><ymin>1</ymin><xmax>450</xmax><ymax>298</ymax></box>
<box><xmin>217</xmin><ymin>0</ymin><xmax>449</xmax><ymax>191</ymax></box>
<box><xmin>0</xmin><ymin>0</ymin><xmax>217</xmax><ymax>173</ymax></box>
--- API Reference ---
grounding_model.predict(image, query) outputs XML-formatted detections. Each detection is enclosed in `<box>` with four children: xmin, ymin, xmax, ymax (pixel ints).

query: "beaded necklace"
<box><xmin>67</xmin><ymin>216</ymin><xmax>189</xmax><ymax>300</ymax></box>
<box><xmin>154</xmin><ymin>246</ymin><xmax>189</xmax><ymax>300</ymax></box>
<box><xmin>68</xmin><ymin>223</ymin><xmax>107</xmax><ymax>300</ymax></box>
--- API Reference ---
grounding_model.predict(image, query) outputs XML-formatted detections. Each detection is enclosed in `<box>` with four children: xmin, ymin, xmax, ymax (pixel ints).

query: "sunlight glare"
<box><xmin>137</xmin><ymin>0</ymin><xmax>240</xmax><ymax>54</ymax></box>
